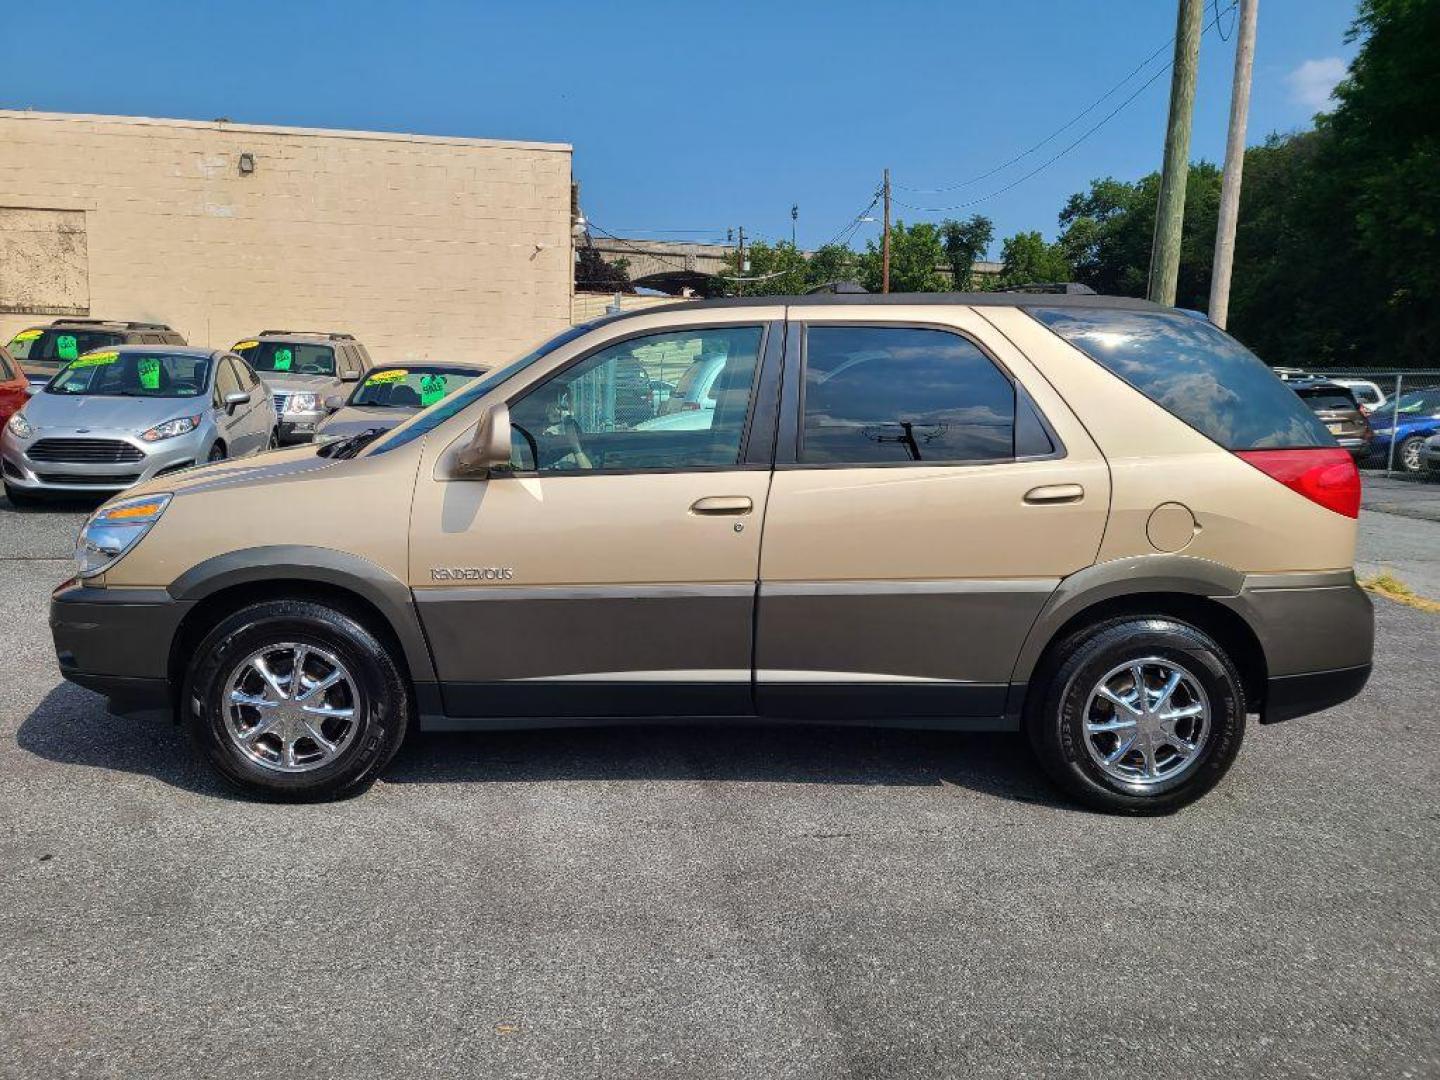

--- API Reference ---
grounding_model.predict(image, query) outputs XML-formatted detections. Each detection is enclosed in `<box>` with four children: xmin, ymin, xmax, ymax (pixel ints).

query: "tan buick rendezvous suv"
<box><xmin>50</xmin><ymin>294</ymin><xmax>1373</xmax><ymax>812</ymax></box>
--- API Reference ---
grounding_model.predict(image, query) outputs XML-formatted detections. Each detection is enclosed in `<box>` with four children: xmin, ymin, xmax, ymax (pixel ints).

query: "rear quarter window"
<box><xmin>1030</xmin><ymin>307</ymin><xmax>1335</xmax><ymax>451</ymax></box>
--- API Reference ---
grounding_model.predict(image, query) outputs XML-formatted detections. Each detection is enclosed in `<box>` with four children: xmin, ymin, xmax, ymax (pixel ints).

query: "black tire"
<box><xmin>207</xmin><ymin>441</ymin><xmax>226</xmax><ymax>463</ymax></box>
<box><xmin>184</xmin><ymin>599</ymin><xmax>410</xmax><ymax>801</ymax></box>
<box><xmin>1025</xmin><ymin>617</ymin><xmax>1246</xmax><ymax>815</ymax></box>
<box><xmin>4</xmin><ymin>482</ymin><xmax>40</xmax><ymax>508</ymax></box>
<box><xmin>266</xmin><ymin>429</ymin><xmax>279</xmax><ymax>450</ymax></box>
<box><xmin>1396</xmin><ymin>435</ymin><xmax>1426</xmax><ymax>474</ymax></box>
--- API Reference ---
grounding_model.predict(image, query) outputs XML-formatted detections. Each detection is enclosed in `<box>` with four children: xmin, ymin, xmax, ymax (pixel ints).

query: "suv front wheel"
<box><xmin>184</xmin><ymin>599</ymin><xmax>410</xmax><ymax>800</ymax></box>
<box><xmin>1026</xmin><ymin>617</ymin><xmax>1246</xmax><ymax>814</ymax></box>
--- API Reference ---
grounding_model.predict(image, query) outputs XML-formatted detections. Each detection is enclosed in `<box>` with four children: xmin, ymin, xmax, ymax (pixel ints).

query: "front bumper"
<box><xmin>276</xmin><ymin>411</ymin><xmax>324</xmax><ymax>443</ymax></box>
<box><xmin>2</xmin><ymin>431</ymin><xmax>202</xmax><ymax>495</ymax></box>
<box><xmin>50</xmin><ymin>582</ymin><xmax>191</xmax><ymax>719</ymax></box>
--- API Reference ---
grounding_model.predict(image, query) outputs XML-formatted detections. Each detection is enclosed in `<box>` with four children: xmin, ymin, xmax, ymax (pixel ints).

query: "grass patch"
<box><xmin>1360</xmin><ymin>571</ymin><xmax>1440</xmax><ymax>614</ymax></box>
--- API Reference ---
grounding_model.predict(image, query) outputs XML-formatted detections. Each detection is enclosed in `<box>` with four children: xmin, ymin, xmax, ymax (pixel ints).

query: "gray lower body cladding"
<box><xmin>51</xmin><ymin>567</ymin><xmax>1373</xmax><ymax>732</ymax></box>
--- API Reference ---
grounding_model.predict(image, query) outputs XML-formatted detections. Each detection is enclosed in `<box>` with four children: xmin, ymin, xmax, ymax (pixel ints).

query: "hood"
<box><xmin>258</xmin><ymin>371</ymin><xmax>339</xmax><ymax>392</ymax></box>
<box><xmin>126</xmin><ymin>443</ymin><xmax>337</xmax><ymax>500</ymax></box>
<box><xmin>19</xmin><ymin>392</ymin><xmax>205</xmax><ymax>435</ymax></box>
<box><xmin>317</xmin><ymin>405</ymin><xmax>413</xmax><ymax>439</ymax></box>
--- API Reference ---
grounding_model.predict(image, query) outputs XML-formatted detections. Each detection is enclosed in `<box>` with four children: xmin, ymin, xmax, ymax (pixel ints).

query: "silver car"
<box><xmin>1</xmin><ymin>345</ymin><xmax>276</xmax><ymax>505</ymax></box>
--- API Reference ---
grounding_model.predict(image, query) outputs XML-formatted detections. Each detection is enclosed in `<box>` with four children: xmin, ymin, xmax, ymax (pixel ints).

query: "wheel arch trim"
<box><xmin>166</xmin><ymin>545</ymin><xmax>438</xmax><ymax>684</ymax></box>
<box><xmin>1009</xmin><ymin>555</ymin><xmax>1249</xmax><ymax>689</ymax></box>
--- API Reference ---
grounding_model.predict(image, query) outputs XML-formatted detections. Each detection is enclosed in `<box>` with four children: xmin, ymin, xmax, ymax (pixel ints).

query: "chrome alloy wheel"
<box><xmin>224</xmin><ymin>643</ymin><xmax>361</xmax><ymax>773</ymax></box>
<box><xmin>1080</xmin><ymin>657</ymin><xmax>1210</xmax><ymax>787</ymax></box>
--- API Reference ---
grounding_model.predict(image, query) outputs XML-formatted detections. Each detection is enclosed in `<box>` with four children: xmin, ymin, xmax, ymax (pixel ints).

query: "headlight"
<box><xmin>6</xmin><ymin>412</ymin><xmax>32</xmax><ymax>439</ymax></box>
<box><xmin>75</xmin><ymin>493</ymin><xmax>172</xmax><ymax>578</ymax></box>
<box><xmin>140</xmin><ymin>415</ymin><xmax>201</xmax><ymax>442</ymax></box>
<box><xmin>285</xmin><ymin>393</ymin><xmax>321</xmax><ymax>414</ymax></box>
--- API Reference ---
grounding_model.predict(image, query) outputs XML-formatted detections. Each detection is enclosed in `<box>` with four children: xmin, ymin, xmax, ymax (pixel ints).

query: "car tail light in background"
<box><xmin>1235</xmin><ymin>448</ymin><xmax>1361</xmax><ymax>519</ymax></box>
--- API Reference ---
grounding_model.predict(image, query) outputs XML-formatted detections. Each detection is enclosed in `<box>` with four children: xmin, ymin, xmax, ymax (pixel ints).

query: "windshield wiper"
<box><xmin>320</xmin><ymin>427</ymin><xmax>389</xmax><ymax>460</ymax></box>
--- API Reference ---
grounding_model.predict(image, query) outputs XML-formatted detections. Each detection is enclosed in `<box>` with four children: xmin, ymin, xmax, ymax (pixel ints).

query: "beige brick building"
<box><xmin>0</xmin><ymin>110</ymin><xmax>573</xmax><ymax>365</ymax></box>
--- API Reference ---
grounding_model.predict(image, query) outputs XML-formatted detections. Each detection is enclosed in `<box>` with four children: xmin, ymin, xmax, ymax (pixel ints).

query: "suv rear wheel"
<box><xmin>184</xmin><ymin>599</ymin><xmax>409</xmax><ymax>800</ymax></box>
<box><xmin>1026</xmin><ymin>617</ymin><xmax>1246</xmax><ymax>814</ymax></box>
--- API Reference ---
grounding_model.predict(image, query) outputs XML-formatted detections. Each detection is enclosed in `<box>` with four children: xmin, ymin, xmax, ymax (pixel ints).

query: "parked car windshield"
<box><xmin>7</xmin><ymin>328</ymin><xmax>125</xmax><ymax>364</ymax></box>
<box><xmin>349</xmin><ymin>366</ymin><xmax>482</xmax><ymax>409</ymax></box>
<box><xmin>366</xmin><ymin>321</ymin><xmax>604</xmax><ymax>456</ymax></box>
<box><xmin>1387</xmin><ymin>389</ymin><xmax>1440</xmax><ymax>416</ymax></box>
<box><xmin>46</xmin><ymin>351</ymin><xmax>211</xmax><ymax>398</ymax></box>
<box><xmin>1032</xmin><ymin>307</ymin><xmax>1335</xmax><ymax>450</ymax></box>
<box><xmin>233</xmin><ymin>340</ymin><xmax>336</xmax><ymax>376</ymax></box>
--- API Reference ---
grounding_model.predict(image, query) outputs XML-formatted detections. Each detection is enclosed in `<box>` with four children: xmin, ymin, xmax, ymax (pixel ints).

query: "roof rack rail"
<box><xmin>49</xmin><ymin>318</ymin><xmax>174</xmax><ymax>330</ymax></box>
<box><xmin>996</xmin><ymin>282</ymin><xmax>1097</xmax><ymax>295</ymax></box>
<box><xmin>260</xmin><ymin>329</ymin><xmax>356</xmax><ymax>341</ymax></box>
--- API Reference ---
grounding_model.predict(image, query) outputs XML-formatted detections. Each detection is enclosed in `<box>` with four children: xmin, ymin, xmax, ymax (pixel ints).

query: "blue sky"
<box><xmin>5</xmin><ymin>0</ymin><xmax>1360</xmax><ymax>253</ymax></box>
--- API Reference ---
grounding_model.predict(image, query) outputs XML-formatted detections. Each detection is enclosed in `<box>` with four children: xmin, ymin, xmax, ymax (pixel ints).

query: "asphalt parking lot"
<box><xmin>2</xmin><ymin>489</ymin><xmax>1437</xmax><ymax>1080</ymax></box>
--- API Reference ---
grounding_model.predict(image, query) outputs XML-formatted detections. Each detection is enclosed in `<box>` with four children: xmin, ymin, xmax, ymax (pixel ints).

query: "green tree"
<box><xmin>574</xmin><ymin>242</ymin><xmax>633</xmax><ymax>293</ymax></box>
<box><xmin>939</xmin><ymin>215</ymin><xmax>995</xmax><ymax>289</ymax></box>
<box><xmin>806</xmin><ymin>243</ymin><xmax>862</xmax><ymax>289</ymax></box>
<box><xmin>858</xmin><ymin>221</ymin><xmax>947</xmax><ymax>292</ymax></box>
<box><xmin>1055</xmin><ymin>163</ymin><xmax>1220</xmax><ymax>308</ymax></box>
<box><xmin>998</xmin><ymin>230</ymin><xmax>1071</xmax><ymax>287</ymax></box>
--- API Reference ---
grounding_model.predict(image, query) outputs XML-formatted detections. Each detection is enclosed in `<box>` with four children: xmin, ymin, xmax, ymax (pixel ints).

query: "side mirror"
<box><xmin>323</xmin><ymin>394</ymin><xmax>345</xmax><ymax>411</ymax></box>
<box><xmin>452</xmin><ymin>402</ymin><xmax>512</xmax><ymax>478</ymax></box>
<box><xmin>223</xmin><ymin>390</ymin><xmax>248</xmax><ymax>412</ymax></box>
<box><xmin>341</xmin><ymin>370</ymin><xmax>360</xmax><ymax>383</ymax></box>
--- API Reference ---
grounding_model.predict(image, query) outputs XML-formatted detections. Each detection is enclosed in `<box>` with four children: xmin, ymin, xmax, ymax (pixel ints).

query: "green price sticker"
<box><xmin>419</xmin><ymin>374</ymin><xmax>448</xmax><ymax>406</ymax></box>
<box><xmin>273</xmin><ymin>347</ymin><xmax>292</xmax><ymax>372</ymax></box>
<box><xmin>366</xmin><ymin>369</ymin><xmax>408</xmax><ymax>386</ymax></box>
<box><xmin>70</xmin><ymin>351</ymin><xmax>119</xmax><ymax>368</ymax></box>
<box><xmin>57</xmin><ymin>334</ymin><xmax>78</xmax><ymax>361</ymax></box>
<box><xmin>137</xmin><ymin>357</ymin><xmax>161</xmax><ymax>390</ymax></box>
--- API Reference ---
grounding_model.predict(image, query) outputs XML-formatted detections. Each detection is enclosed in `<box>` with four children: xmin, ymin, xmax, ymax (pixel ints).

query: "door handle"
<box><xmin>1023</xmin><ymin>484</ymin><xmax>1085</xmax><ymax>505</ymax></box>
<box><xmin>690</xmin><ymin>496</ymin><xmax>753</xmax><ymax>515</ymax></box>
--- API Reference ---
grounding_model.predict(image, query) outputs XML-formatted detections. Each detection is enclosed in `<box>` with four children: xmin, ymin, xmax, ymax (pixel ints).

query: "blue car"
<box><xmin>1368</xmin><ymin>387</ymin><xmax>1440</xmax><ymax>473</ymax></box>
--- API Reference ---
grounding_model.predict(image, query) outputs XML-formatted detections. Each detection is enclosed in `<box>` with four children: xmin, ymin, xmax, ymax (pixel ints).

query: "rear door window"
<box><xmin>799</xmin><ymin>326</ymin><xmax>1016</xmax><ymax>464</ymax></box>
<box><xmin>1030</xmin><ymin>307</ymin><xmax>1334</xmax><ymax>450</ymax></box>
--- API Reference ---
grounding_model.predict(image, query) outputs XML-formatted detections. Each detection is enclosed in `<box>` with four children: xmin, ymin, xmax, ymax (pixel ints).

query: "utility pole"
<box><xmin>1208</xmin><ymin>0</ymin><xmax>1258</xmax><ymax>328</ymax></box>
<box><xmin>736</xmin><ymin>225</ymin><xmax>746</xmax><ymax>297</ymax></box>
<box><xmin>1147</xmin><ymin>0</ymin><xmax>1204</xmax><ymax>306</ymax></box>
<box><xmin>881</xmin><ymin>168</ymin><xmax>892</xmax><ymax>294</ymax></box>
<box><xmin>791</xmin><ymin>204</ymin><xmax>798</xmax><ymax>247</ymax></box>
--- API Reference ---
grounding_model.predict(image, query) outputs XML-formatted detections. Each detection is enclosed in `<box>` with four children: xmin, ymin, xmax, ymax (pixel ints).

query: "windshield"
<box><xmin>1390</xmin><ymin>390</ymin><xmax>1440</xmax><ymax>415</ymax></box>
<box><xmin>8</xmin><ymin>328</ymin><xmax>124</xmax><ymax>365</ymax></box>
<box><xmin>233</xmin><ymin>340</ymin><xmax>335</xmax><ymax>376</ymax></box>
<box><xmin>46</xmin><ymin>351</ymin><xmax>211</xmax><ymax>398</ymax></box>
<box><xmin>349</xmin><ymin>366</ymin><xmax>481</xmax><ymax>409</ymax></box>
<box><xmin>367</xmin><ymin>322</ymin><xmax>602</xmax><ymax>456</ymax></box>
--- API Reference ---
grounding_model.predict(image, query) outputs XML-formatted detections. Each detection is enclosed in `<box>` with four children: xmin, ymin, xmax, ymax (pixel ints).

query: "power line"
<box><xmin>891</xmin><ymin>0</ymin><xmax>1237</xmax><ymax>216</ymax></box>
<box><xmin>887</xmin><ymin>1</ymin><xmax>1238</xmax><ymax>207</ymax></box>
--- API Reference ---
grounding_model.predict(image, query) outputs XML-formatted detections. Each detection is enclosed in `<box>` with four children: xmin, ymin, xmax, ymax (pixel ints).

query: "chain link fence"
<box><xmin>1292</xmin><ymin>368</ymin><xmax>1440</xmax><ymax>479</ymax></box>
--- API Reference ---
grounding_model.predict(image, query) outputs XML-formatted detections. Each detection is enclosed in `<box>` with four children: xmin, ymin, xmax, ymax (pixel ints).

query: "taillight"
<box><xmin>680</xmin><ymin>401</ymin><xmax>700</xmax><ymax>412</ymax></box>
<box><xmin>1235</xmin><ymin>448</ymin><xmax>1361</xmax><ymax>518</ymax></box>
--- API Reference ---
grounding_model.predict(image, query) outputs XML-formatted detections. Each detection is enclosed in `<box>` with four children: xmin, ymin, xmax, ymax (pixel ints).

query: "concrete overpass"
<box><xmin>587</xmin><ymin>235</ymin><xmax>1002</xmax><ymax>294</ymax></box>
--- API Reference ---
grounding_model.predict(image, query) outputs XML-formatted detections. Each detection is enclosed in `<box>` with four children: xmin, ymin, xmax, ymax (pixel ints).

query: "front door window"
<box><xmin>507</xmin><ymin>326</ymin><xmax>765</xmax><ymax>472</ymax></box>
